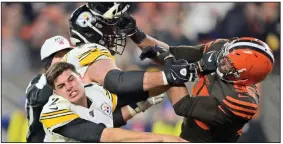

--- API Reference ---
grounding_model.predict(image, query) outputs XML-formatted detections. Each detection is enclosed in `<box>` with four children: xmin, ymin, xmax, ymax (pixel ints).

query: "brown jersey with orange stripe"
<box><xmin>170</xmin><ymin>39</ymin><xmax>260</xmax><ymax>142</ymax></box>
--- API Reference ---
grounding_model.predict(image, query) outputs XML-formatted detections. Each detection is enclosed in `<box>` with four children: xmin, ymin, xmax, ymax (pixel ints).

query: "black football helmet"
<box><xmin>69</xmin><ymin>5</ymin><xmax>128</xmax><ymax>55</ymax></box>
<box><xmin>87</xmin><ymin>2</ymin><xmax>131</xmax><ymax>25</ymax></box>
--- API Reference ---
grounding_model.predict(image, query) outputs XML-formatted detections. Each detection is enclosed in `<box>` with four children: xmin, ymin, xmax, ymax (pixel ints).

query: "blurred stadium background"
<box><xmin>1</xmin><ymin>2</ymin><xmax>280</xmax><ymax>142</ymax></box>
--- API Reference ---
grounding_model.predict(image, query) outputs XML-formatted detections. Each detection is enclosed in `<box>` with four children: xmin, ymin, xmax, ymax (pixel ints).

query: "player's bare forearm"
<box><xmin>143</xmin><ymin>71</ymin><xmax>166</xmax><ymax>91</ymax></box>
<box><xmin>167</xmin><ymin>86</ymin><xmax>189</xmax><ymax>105</ymax></box>
<box><xmin>100</xmin><ymin>128</ymin><xmax>162</xmax><ymax>142</ymax></box>
<box><xmin>100</xmin><ymin>128</ymin><xmax>186</xmax><ymax>142</ymax></box>
<box><xmin>137</xmin><ymin>35</ymin><xmax>169</xmax><ymax>50</ymax></box>
<box><xmin>86</xmin><ymin>59</ymin><xmax>120</xmax><ymax>84</ymax></box>
<box><xmin>121</xmin><ymin>106</ymin><xmax>134</xmax><ymax>122</ymax></box>
<box><xmin>148</xmin><ymin>85</ymin><xmax>170</xmax><ymax>97</ymax></box>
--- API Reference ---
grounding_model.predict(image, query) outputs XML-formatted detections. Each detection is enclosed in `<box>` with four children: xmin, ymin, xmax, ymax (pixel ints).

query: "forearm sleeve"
<box><xmin>113</xmin><ymin>108</ymin><xmax>127</xmax><ymax>128</ymax></box>
<box><xmin>169</xmin><ymin>45</ymin><xmax>205</xmax><ymax>63</ymax></box>
<box><xmin>104</xmin><ymin>69</ymin><xmax>149</xmax><ymax>101</ymax></box>
<box><xmin>53</xmin><ymin>118</ymin><xmax>106</xmax><ymax>142</ymax></box>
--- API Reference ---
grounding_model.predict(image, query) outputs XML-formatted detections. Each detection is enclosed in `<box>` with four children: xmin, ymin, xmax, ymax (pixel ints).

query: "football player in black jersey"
<box><xmin>140</xmin><ymin>37</ymin><xmax>274</xmax><ymax>142</ymax></box>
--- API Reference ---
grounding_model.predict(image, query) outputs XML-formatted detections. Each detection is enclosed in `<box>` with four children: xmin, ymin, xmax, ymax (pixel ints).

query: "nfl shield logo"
<box><xmin>55</xmin><ymin>37</ymin><xmax>65</xmax><ymax>45</ymax></box>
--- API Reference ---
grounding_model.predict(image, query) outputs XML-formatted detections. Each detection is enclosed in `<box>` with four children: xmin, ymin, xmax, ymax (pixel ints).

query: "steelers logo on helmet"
<box><xmin>76</xmin><ymin>12</ymin><xmax>94</xmax><ymax>28</ymax></box>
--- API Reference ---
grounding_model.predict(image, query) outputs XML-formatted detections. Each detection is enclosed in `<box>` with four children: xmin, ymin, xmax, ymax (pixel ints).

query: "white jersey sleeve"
<box><xmin>40</xmin><ymin>95</ymin><xmax>79</xmax><ymax>142</ymax></box>
<box><xmin>61</xmin><ymin>43</ymin><xmax>114</xmax><ymax>77</ymax></box>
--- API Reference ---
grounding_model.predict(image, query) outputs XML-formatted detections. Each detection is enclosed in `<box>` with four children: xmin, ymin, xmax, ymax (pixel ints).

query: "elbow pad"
<box><xmin>104</xmin><ymin>69</ymin><xmax>149</xmax><ymax>101</ymax></box>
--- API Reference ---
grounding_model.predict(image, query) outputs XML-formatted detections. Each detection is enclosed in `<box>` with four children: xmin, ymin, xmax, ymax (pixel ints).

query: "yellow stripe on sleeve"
<box><xmin>111</xmin><ymin>93</ymin><xmax>118</xmax><ymax>112</ymax></box>
<box><xmin>79</xmin><ymin>49</ymin><xmax>114</xmax><ymax>66</ymax></box>
<box><xmin>41</xmin><ymin>109</ymin><xmax>71</xmax><ymax>118</ymax></box>
<box><xmin>40</xmin><ymin>113</ymin><xmax>79</xmax><ymax>129</ymax></box>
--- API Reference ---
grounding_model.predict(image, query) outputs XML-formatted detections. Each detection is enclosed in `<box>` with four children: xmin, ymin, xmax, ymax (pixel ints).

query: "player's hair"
<box><xmin>46</xmin><ymin>62</ymin><xmax>78</xmax><ymax>89</ymax></box>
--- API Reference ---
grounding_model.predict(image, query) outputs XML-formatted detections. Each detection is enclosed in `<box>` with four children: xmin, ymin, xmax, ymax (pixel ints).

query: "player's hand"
<box><xmin>129</xmin><ymin>94</ymin><xmax>164</xmax><ymax>113</ymax></box>
<box><xmin>136</xmin><ymin>94</ymin><xmax>164</xmax><ymax>112</ymax></box>
<box><xmin>197</xmin><ymin>50</ymin><xmax>219</xmax><ymax>75</ymax></box>
<box><xmin>140</xmin><ymin>45</ymin><xmax>174</xmax><ymax>64</ymax></box>
<box><xmin>118</xmin><ymin>13</ymin><xmax>137</xmax><ymax>36</ymax></box>
<box><xmin>160</xmin><ymin>135</ymin><xmax>188</xmax><ymax>142</ymax></box>
<box><xmin>164</xmin><ymin>59</ymin><xmax>198</xmax><ymax>85</ymax></box>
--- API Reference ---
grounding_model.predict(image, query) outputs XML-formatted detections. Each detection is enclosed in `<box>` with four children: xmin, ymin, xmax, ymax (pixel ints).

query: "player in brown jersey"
<box><xmin>140</xmin><ymin>37</ymin><xmax>274</xmax><ymax>142</ymax></box>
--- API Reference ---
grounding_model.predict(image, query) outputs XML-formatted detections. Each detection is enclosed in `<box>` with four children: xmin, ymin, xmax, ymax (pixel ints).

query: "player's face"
<box><xmin>53</xmin><ymin>69</ymin><xmax>85</xmax><ymax>105</ymax></box>
<box><xmin>51</xmin><ymin>49</ymin><xmax>70</xmax><ymax>66</ymax></box>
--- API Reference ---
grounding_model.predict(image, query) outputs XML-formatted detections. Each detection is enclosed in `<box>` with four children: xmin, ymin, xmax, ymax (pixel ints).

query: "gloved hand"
<box><xmin>197</xmin><ymin>51</ymin><xmax>218</xmax><ymax>75</ymax></box>
<box><xmin>164</xmin><ymin>59</ymin><xmax>198</xmax><ymax>85</ymax></box>
<box><xmin>127</xmin><ymin>94</ymin><xmax>165</xmax><ymax>116</ymax></box>
<box><xmin>140</xmin><ymin>45</ymin><xmax>174</xmax><ymax>64</ymax></box>
<box><xmin>117</xmin><ymin>13</ymin><xmax>138</xmax><ymax>36</ymax></box>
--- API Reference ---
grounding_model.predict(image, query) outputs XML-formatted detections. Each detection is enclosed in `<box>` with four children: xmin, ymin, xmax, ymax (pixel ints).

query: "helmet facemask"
<box><xmin>102</xmin><ymin>30</ymin><xmax>127</xmax><ymax>55</ymax></box>
<box><xmin>216</xmin><ymin>41</ymin><xmax>248</xmax><ymax>83</ymax></box>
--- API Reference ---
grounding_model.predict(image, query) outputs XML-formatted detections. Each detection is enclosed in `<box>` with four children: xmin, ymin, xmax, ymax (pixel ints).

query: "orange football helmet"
<box><xmin>216</xmin><ymin>37</ymin><xmax>274</xmax><ymax>85</ymax></box>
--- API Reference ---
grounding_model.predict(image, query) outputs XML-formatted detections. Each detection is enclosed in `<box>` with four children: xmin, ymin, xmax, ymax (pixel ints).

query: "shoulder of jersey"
<box><xmin>84</xmin><ymin>82</ymin><xmax>118</xmax><ymax>112</ymax></box>
<box><xmin>62</xmin><ymin>43</ymin><xmax>114</xmax><ymax>67</ymax></box>
<box><xmin>40</xmin><ymin>95</ymin><xmax>79</xmax><ymax>129</ymax></box>
<box><xmin>221</xmin><ymin>85</ymin><xmax>259</xmax><ymax>120</ymax></box>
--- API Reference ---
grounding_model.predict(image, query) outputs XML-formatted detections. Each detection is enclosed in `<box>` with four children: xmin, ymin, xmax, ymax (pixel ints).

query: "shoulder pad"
<box><xmin>221</xmin><ymin>85</ymin><xmax>259</xmax><ymax>120</ymax></box>
<box><xmin>40</xmin><ymin>95</ymin><xmax>79</xmax><ymax>129</ymax></box>
<box><xmin>62</xmin><ymin>43</ymin><xmax>114</xmax><ymax>70</ymax></box>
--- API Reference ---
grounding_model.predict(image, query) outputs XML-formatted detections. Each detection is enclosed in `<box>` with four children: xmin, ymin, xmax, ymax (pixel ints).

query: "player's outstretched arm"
<box><xmin>87</xmin><ymin>58</ymin><xmax>192</xmax><ymax>98</ymax></box>
<box><xmin>166</xmin><ymin>86</ymin><xmax>233</xmax><ymax>127</ymax></box>
<box><xmin>116</xmin><ymin>95</ymin><xmax>164</xmax><ymax>126</ymax></box>
<box><xmin>53</xmin><ymin>117</ymin><xmax>186</xmax><ymax>142</ymax></box>
<box><xmin>100</xmin><ymin>127</ymin><xmax>187</xmax><ymax>142</ymax></box>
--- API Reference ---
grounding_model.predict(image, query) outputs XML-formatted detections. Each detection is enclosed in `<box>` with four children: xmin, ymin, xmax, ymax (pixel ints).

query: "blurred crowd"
<box><xmin>1</xmin><ymin>2</ymin><xmax>280</xmax><ymax>142</ymax></box>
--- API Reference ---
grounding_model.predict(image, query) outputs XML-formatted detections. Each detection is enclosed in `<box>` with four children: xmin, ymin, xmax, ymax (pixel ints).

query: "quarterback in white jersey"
<box><xmin>40</xmin><ymin>83</ymin><xmax>115</xmax><ymax>142</ymax></box>
<box><xmin>41</xmin><ymin>62</ymin><xmax>187</xmax><ymax>142</ymax></box>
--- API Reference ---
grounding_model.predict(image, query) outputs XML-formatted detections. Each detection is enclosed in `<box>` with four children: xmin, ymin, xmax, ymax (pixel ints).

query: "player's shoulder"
<box><xmin>40</xmin><ymin>95</ymin><xmax>79</xmax><ymax>129</ymax></box>
<box><xmin>75</xmin><ymin>43</ymin><xmax>109</xmax><ymax>53</ymax></box>
<box><xmin>84</xmin><ymin>82</ymin><xmax>105</xmax><ymax>96</ymax></box>
<box><xmin>62</xmin><ymin>43</ymin><xmax>114</xmax><ymax>67</ymax></box>
<box><xmin>41</xmin><ymin>95</ymin><xmax>72</xmax><ymax>115</ymax></box>
<box><xmin>221</xmin><ymin>84</ymin><xmax>259</xmax><ymax>120</ymax></box>
<box><xmin>229</xmin><ymin>84</ymin><xmax>259</xmax><ymax>105</ymax></box>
